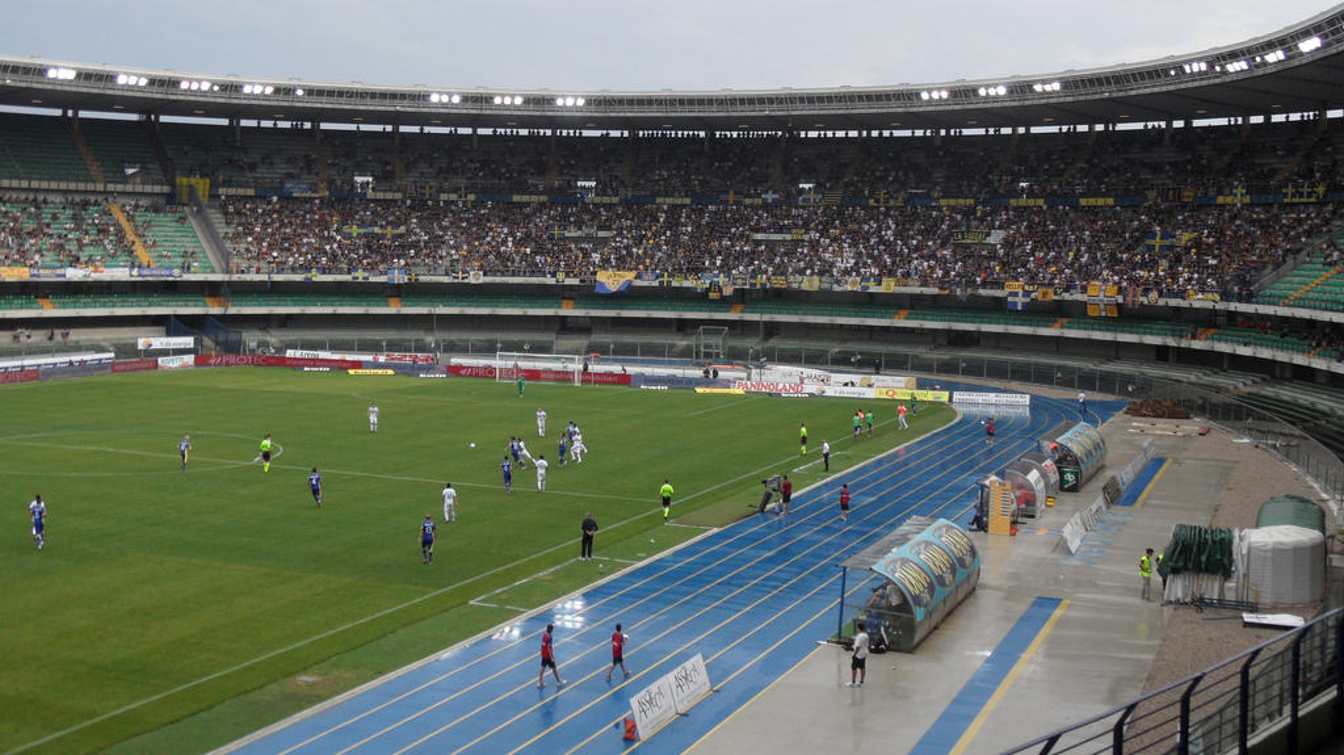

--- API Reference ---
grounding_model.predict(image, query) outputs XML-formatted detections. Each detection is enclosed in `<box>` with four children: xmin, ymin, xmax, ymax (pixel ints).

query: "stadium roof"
<box><xmin>3</xmin><ymin>5</ymin><xmax>1344</xmax><ymax>131</ymax></box>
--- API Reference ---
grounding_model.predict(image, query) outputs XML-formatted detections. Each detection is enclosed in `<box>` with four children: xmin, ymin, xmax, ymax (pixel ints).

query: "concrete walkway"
<box><xmin>691</xmin><ymin>419</ymin><xmax>1255</xmax><ymax>754</ymax></box>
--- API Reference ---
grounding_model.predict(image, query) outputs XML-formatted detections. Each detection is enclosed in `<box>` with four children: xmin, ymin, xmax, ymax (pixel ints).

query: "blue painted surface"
<box><xmin>233</xmin><ymin>393</ymin><xmax>1125</xmax><ymax>755</ymax></box>
<box><xmin>908</xmin><ymin>596</ymin><xmax>1065</xmax><ymax>755</ymax></box>
<box><xmin>1112</xmin><ymin>458</ymin><xmax>1167</xmax><ymax>507</ymax></box>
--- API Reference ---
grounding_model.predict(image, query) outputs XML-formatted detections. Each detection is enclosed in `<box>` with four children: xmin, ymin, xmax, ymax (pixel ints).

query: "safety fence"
<box><xmin>1004</xmin><ymin>608</ymin><xmax>1343</xmax><ymax>755</ymax></box>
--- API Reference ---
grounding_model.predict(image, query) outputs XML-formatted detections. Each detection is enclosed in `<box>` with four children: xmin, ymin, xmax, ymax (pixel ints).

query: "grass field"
<box><xmin>0</xmin><ymin>368</ymin><xmax>953</xmax><ymax>753</ymax></box>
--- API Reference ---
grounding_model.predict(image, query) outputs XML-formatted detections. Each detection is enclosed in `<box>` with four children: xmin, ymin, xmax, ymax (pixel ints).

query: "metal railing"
<box><xmin>1004</xmin><ymin>609</ymin><xmax>1343</xmax><ymax>755</ymax></box>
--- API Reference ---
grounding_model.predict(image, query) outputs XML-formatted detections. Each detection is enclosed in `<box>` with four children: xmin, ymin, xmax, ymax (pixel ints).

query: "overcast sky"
<box><xmin>2</xmin><ymin>1</ymin><xmax>1334</xmax><ymax>91</ymax></box>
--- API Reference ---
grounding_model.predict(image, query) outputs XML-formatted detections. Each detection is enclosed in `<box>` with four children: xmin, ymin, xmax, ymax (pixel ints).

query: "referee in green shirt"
<box><xmin>659</xmin><ymin>480</ymin><xmax>674</xmax><ymax>523</ymax></box>
<box><xmin>259</xmin><ymin>434</ymin><xmax>274</xmax><ymax>473</ymax></box>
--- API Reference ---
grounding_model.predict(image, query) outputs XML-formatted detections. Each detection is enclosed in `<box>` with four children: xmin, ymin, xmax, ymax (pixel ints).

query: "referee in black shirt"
<box><xmin>581</xmin><ymin>512</ymin><xmax>598</xmax><ymax>561</ymax></box>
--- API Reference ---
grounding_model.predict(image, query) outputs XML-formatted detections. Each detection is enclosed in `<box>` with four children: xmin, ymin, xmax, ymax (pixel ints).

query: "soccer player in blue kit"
<box><xmin>501</xmin><ymin>456</ymin><xmax>513</xmax><ymax>495</ymax></box>
<box><xmin>29</xmin><ymin>494</ymin><xmax>46</xmax><ymax>550</ymax></box>
<box><xmin>421</xmin><ymin>515</ymin><xmax>436</xmax><ymax>564</ymax></box>
<box><xmin>308</xmin><ymin>468</ymin><xmax>323</xmax><ymax>507</ymax></box>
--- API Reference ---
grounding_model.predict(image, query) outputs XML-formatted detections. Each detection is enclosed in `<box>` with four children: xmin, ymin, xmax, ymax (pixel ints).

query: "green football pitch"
<box><xmin>0</xmin><ymin>368</ymin><xmax>953</xmax><ymax>753</ymax></box>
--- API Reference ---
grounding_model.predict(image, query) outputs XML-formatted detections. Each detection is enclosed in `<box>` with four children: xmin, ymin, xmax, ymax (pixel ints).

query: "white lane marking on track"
<box><xmin>10</xmin><ymin>412</ymin><xmax>949</xmax><ymax>755</ymax></box>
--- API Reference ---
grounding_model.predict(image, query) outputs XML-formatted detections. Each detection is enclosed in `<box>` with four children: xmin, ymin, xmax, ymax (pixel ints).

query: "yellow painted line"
<box><xmin>1133</xmin><ymin>459</ymin><xmax>1170</xmax><ymax>510</ymax></box>
<box><xmin>682</xmin><ymin>645</ymin><xmax>826</xmax><ymax>754</ymax></box>
<box><xmin>948</xmin><ymin>599</ymin><xmax>1070</xmax><ymax>755</ymax></box>
<box><xmin>106</xmin><ymin>201</ymin><xmax>154</xmax><ymax>267</ymax></box>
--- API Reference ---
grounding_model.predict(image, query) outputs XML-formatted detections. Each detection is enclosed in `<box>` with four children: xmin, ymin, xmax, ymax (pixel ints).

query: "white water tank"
<box><xmin>1240</xmin><ymin>525</ymin><xmax>1326</xmax><ymax>605</ymax></box>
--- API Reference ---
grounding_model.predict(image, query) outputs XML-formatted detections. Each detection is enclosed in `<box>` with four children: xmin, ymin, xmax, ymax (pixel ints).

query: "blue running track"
<box><xmin>230</xmin><ymin>391</ymin><xmax>1123</xmax><ymax>755</ymax></box>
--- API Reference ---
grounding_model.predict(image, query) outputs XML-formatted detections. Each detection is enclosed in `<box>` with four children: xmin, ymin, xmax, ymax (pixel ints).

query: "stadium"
<box><xmin>3</xmin><ymin>2</ymin><xmax>1344</xmax><ymax>753</ymax></box>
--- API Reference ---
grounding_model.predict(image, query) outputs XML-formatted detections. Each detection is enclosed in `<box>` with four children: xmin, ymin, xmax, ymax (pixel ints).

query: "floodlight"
<box><xmin>200</xmin><ymin>80</ymin><xmax>212</xmax><ymax>90</ymax></box>
<box><xmin>995</xmin><ymin>85</ymin><xmax>1006</xmax><ymax>95</ymax></box>
<box><xmin>977</xmin><ymin>87</ymin><xmax>986</xmax><ymax>96</ymax></box>
<box><xmin>179</xmin><ymin>80</ymin><xmax>190</xmax><ymax>89</ymax></box>
<box><xmin>920</xmin><ymin>91</ymin><xmax>930</xmax><ymax>100</ymax></box>
<box><xmin>450</xmin><ymin>94</ymin><xmax>460</xmax><ymax>104</ymax></box>
<box><xmin>575</xmin><ymin>97</ymin><xmax>584</xmax><ymax>106</ymax></box>
<box><xmin>564</xmin><ymin>96</ymin><xmax>575</xmax><ymax>106</ymax></box>
<box><xmin>555</xmin><ymin>96</ymin><xmax>564</xmax><ymax>106</ymax></box>
<box><xmin>243</xmin><ymin>84</ymin><xmax>254</xmax><ymax>94</ymax></box>
<box><xmin>1263</xmin><ymin>50</ymin><xmax>1286</xmax><ymax>63</ymax></box>
<box><xmin>493</xmin><ymin>95</ymin><xmax>503</xmax><ymax>105</ymax></box>
<box><xmin>189</xmin><ymin>81</ymin><xmax>200</xmax><ymax>91</ymax></box>
<box><xmin>137</xmin><ymin>77</ymin><xmax>148</xmax><ymax>86</ymax></box>
<box><xmin>263</xmin><ymin>85</ymin><xmax>273</xmax><ymax>95</ymax></box>
<box><xmin>295</xmin><ymin>88</ymin><xmax>304</xmax><ymax>96</ymax></box>
<box><xmin>514</xmin><ymin>96</ymin><xmax>523</xmax><ymax>105</ymax></box>
<box><xmin>1298</xmin><ymin>36</ymin><xmax>1322</xmax><ymax>53</ymax></box>
<box><xmin>116</xmin><ymin>74</ymin><xmax>128</xmax><ymax>85</ymax></box>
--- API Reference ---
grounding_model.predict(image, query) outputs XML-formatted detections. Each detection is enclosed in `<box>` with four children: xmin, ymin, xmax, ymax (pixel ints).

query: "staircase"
<box><xmin>68</xmin><ymin>120</ymin><xmax>106</xmax><ymax>184</ymax></box>
<box><xmin>188</xmin><ymin>202</ymin><xmax>232</xmax><ymax>274</ymax></box>
<box><xmin>1283</xmin><ymin>266</ymin><xmax>1343</xmax><ymax>306</ymax></box>
<box><xmin>106</xmin><ymin>202</ymin><xmax>154</xmax><ymax>267</ymax></box>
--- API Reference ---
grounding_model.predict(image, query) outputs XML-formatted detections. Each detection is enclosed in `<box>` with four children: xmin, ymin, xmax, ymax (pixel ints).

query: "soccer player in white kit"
<box><xmin>536</xmin><ymin>409</ymin><xmax>547</xmax><ymax>437</ymax></box>
<box><xmin>519</xmin><ymin>439</ymin><xmax>536</xmax><ymax>467</ymax></box>
<box><xmin>535</xmin><ymin>455</ymin><xmax>549</xmax><ymax>491</ymax></box>
<box><xmin>368</xmin><ymin>402</ymin><xmax>380</xmax><ymax>432</ymax></box>
<box><xmin>441</xmin><ymin>482</ymin><xmax>457</xmax><ymax>523</ymax></box>
<box><xmin>570</xmin><ymin>432</ymin><xmax>587</xmax><ymax>463</ymax></box>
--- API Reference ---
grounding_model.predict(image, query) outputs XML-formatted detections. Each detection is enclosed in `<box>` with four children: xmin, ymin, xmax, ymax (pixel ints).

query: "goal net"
<box><xmin>494</xmin><ymin>351</ymin><xmax>583</xmax><ymax>386</ymax></box>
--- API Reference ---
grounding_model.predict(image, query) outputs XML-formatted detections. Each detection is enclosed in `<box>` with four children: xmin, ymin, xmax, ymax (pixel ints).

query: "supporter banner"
<box><xmin>760</xmin><ymin>367</ymin><xmax>832</xmax><ymax>385</ymax></box>
<box><xmin>416</xmin><ymin>372</ymin><xmax>448</xmax><ymax>378</ymax></box>
<box><xmin>90</xmin><ymin>267</ymin><xmax>132</xmax><ymax>280</ymax></box>
<box><xmin>594</xmin><ymin>270</ymin><xmax>636</xmax><ymax>294</ymax></box>
<box><xmin>0</xmin><ymin>266</ymin><xmax>30</xmax><ymax>281</ymax></box>
<box><xmin>348</xmin><ymin>368</ymin><xmax>396</xmax><ymax>376</ymax></box>
<box><xmin>138</xmin><ymin>336</ymin><xmax>196</xmax><ymax>351</ymax></box>
<box><xmin>194</xmin><ymin>354</ymin><xmax>364</xmax><ymax>369</ymax></box>
<box><xmin>157</xmin><ymin>354</ymin><xmax>194</xmax><ymax>369</ymax></box>
<box><xmin>447</xmin><ymin>364</ymin><xmax>630</xmax><ymax>385</ymax></box>
<box><xmin>301</xmin><ymin>366</ymin><xmax>333</xmax><ymax>373</ymax></box>
<box><xmin>63</xmin><ymin>267</ymin><xmax>92</xmax><ymax>280</ymax></box>
<box><xmin>952</xmin><ymin>391</ymin><xmax>1031</xmax><ymax>406</ymax></box>
<box><xmin>0</xmin><ymin>352</ymin><xmax>115</xmax><ymax>372</ymax></box>
<box><xmin>733</xmin><ymin>380</ymin><xmax>806</xmax><ymax>395</ymax></box>
<box><xmin>693</xmin><ymin>387</ymin><xmax>746</xmax><ymax>395</ymax></box>
<box><xmin>28</xmin><ymin>268</ymin><xmax>65</xmax><ymax>279</ymax></box>
<box><xmin>810</xmin><ymin>385</ymin><xmax>875</xmax><ymax>399</ymax></box>
<box><xmin>285</xmin><ymin>349</ymin><xmax>435</xmax><ymax>365</ymax></box>
<box><xmin>874</xmin><ymin>388</ymin><xmax>950</xmax><ymax>402</ymax></box>
<box><xmin>129</xmin><ymin>267</ymin><xmax>183</xmax><ymax>279</ymax></box>
<box><xmin>112</xmin><ymin>358</ymin><xmax>158</xmax><ymax>373</ymax></box>
<box><xmin>38</xmin><ymin>363</ymin><xmax>111</xmax><ymax>381</ymax></box>
<box><xmin>0</xmin><ymin>369</ymin><xmax>39</xmax><ymax>384</ymax></box>
<box><xmin>631</xmin><ymin>375</ymin><xmax>721</xmax><ymax>389</ymax></box>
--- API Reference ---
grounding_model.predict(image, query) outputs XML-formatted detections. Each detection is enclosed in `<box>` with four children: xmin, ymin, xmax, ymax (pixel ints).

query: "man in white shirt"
<box><xmin>822</xmin><ymin>440</ymin><xmax>831</xmax><ymax>472</ymax></box>
<box><xmin>536</xmin><ymin>409</ymin><xmax>547</xmax><ymax>437</ymax></box>
<box><xmin>570</xmin><ymin>432</ymin><xmax>587</xmax><ymax>463</ymax></box>
<box><xmin>518</xmin><ymin>439</ymin><xmax>536</xmax><ymax>467</ymax></box>
<box><xmin>535</xmin><ymin>455</ymin><xmax>550</xmax><ymax>491</ymax></box>
<box><xmin>368</xmin><ymin>402</ymin><xmax>380</xmax><ymax>433</ymax></box>
<box><xmin>441</xmin><ymin>483</ymin><xmax>457</xmax><ymax>523</ymax></box>
<box><xmin>1077</xmin><ymin>391</ymin><xmax>1087</xmax><ymax>420</ymax></box>
<box><xmin>847</xmin><ymin>621</ymin><xmax>869</xmax><ymax>687</ymax></box>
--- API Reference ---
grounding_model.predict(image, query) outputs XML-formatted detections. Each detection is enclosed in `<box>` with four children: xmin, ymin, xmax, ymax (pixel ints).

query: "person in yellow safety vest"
<box><xmin>659</xmin><ymin>480</ymin><xmax>674</xmax><ymax>523</ymax></box>
<box><xmin>1139</xmin><ymin>548</ymin><xmax>1155</xmax><ymax>602</ymax></box>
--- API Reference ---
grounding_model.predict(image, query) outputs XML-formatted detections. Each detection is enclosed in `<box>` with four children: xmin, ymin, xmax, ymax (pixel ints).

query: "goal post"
<box><xmin>494</xmin><ymin>351</ymin><xmax>583</xmax><ymax>386</ymax></box>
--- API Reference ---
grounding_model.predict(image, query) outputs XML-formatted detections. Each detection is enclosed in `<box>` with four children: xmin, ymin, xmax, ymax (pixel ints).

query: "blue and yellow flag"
<box><xmin>1142</xmin><ymin>230</ymin><xmax>1186</xmax><ymax>251</ymax></box>
<box><xmin>594</xmin><ymin>270</ymin><xmax>636</xmax><ymax>295</ymax></box>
